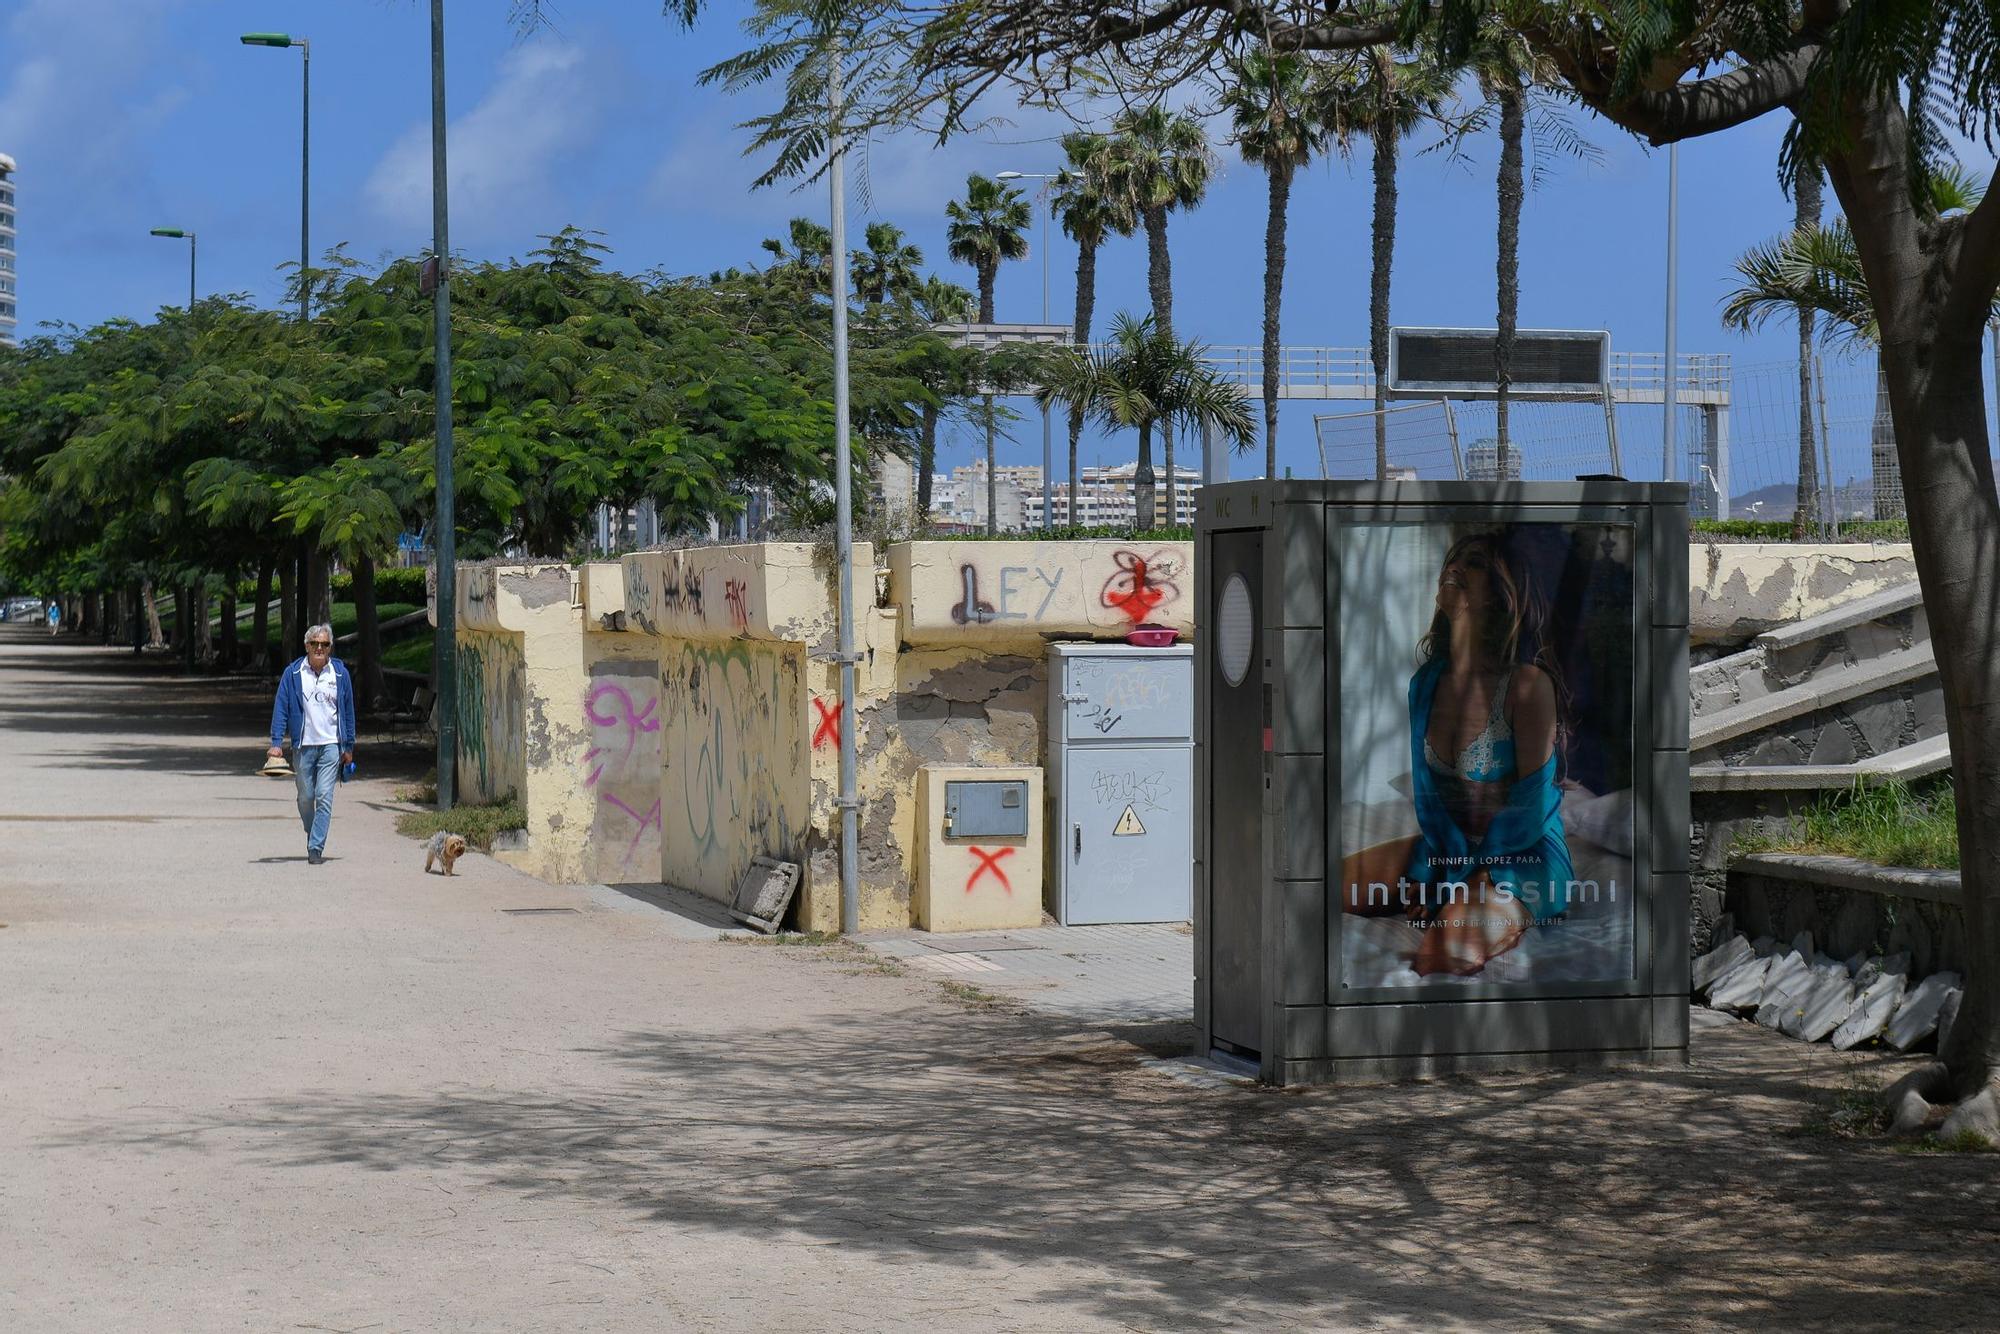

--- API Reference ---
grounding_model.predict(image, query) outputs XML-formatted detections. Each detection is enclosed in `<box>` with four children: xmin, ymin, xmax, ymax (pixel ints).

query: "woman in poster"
<box><xmin>1345</xmin><ymin>531</ymin><xmax>1575</xmax><ymax>976</ymax></box>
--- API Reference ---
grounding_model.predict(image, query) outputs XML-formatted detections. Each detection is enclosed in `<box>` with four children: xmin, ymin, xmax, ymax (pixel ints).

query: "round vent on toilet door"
<box><xmin>1217</xmin><ymin>574</ymin><xmax>1254</xmax><ymax>688</ymax></box>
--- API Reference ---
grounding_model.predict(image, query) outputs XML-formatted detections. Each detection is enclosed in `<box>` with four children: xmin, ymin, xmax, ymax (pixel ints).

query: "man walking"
<box><xmin>267</xmin><ymin>623</ymin><xmax>356</xmax><ymax>865</ymax></box>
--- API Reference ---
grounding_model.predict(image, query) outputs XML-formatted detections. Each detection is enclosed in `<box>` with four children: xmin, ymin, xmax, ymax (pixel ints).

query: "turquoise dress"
<box><xmin>1406</xmin><ymin>658</ymin><xmax>1572</xmax><ymax>922</ymax></box>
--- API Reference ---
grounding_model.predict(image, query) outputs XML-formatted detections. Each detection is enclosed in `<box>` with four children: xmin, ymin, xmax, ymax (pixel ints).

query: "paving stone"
<box><xmin>1888</xmin><ymin>972</ymin><xmax>1963</xmax><ymax>1052</ymax></box>
<box><xmin>1832</xmin><ymin>971</ymin><xmax>1906</xmax><ymax>1050</ymax></box>
<box><xmin>1912</xmin><ymin>683</ymin><xmax>1946</xmax><ymax>739</ymax></box>
<box><xmin>1709</xmin><ymin>955</ymin><xmax>1773</xmax><ymax>1012</ymax></box>
<box><xmin>1692</xmin><ymin>934</ymin><xmax>1753</xmax><ymax>993</ymax></box>
<box><xmin>858</xmin><ymin>923</ymin><xmax>1193</xmax><ymax>1023</ymax></box>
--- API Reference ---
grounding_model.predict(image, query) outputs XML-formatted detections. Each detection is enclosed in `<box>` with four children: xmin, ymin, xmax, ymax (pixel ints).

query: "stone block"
<box><xmin>1833</xmin><ymin>972</ymin><xmax>1905</xmax><ymax>1049</ymax></box>
<box><xmin>1746</xmin><ymin>733</ymin><xmax>1806</xmax><ymax>767</ymax></box>
<box><xmin>1785</xmin><ymin>967</ymin><xmax>1857</xmax><ymax>1042</ymax></box>
<box><xmin>1912</xmin><ymin>683</ymin><xmax>1946</xmax><ymax>740</ymax></box>
<box><xmin>1754</xmin><ymin>951</ymin><xmax>1812</xmax><ymax>1028</ymax></box>
<box><xmin>1693</xmin><ymin>934</ymin><xmax>1752</xmax><ymax>994</ymax></box>
<box><xmin>1708</xmin><ymin>955</ymin><xmax>1772</xmax><ymax>1011</ymax></box>
<box><xmin>1842</xmin><ymin>619</ymin><xmax>1908</xmax><ymax>665</ymax></box>
<box><xmin>1887</xmin><ymin>971</ymin><xmax>1962</xmax><ymax>1052</ymax></box>
<box><xmin>1808</xmin><ymin>723</ymin><xmax>1857</xmax><ymax>766</ymax></box>
<box><xmin>1848</xmin><ymin>696</ymin><xmax>1908</xmax><ymax>758</ymax></box>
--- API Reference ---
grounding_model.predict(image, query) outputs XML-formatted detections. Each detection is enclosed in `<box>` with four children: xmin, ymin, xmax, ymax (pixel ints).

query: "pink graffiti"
<box><xmin>584</xmin><ymin>680</ymin><xmax>659</xmax><ymax>787</ymax></box>
<box><xmin>601</xmin><ymin>794</ymin><xmax>663</xmax><ymax>868</ymax></box>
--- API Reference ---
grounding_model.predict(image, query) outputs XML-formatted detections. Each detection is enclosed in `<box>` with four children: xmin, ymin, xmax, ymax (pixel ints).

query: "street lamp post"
<box><xmin>427</xmin><ymin>0</ymin><xmax>457</xmax><ymax>813</ymax></box>
<box><xmin>148</xmin><ymin>228</ymin><xmax>196</xmax><ymax>313</ymax></box>
<box><xmin>1662</xmin><ymin>142</ymin><xmax>1679</xmax><ymax>482</ymax></box>
<box><xmin>996</xmin><ymin>170</ymin><xmax>1055</xmax><ymax>531</ymax></box>
<box><xmin>240</xmin><ymin>32</ymin><xmax>310</xmax><ymax>323</ymax></box>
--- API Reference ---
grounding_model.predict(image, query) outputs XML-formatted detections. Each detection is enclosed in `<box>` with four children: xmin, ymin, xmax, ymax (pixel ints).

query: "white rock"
<box><xmin>1755</xmin><ymin>952</ymin><xmax>1813</xmax><ymax>1028</ymax></box>
<box><xmin>1785</xmin><ymin>968</ymin><xmax>1859</xmax><ymax>1042</ymax></box>
<box><xmin>1692</xmin><ymin>935</ymin><xmax>1753</xmax><ymax>993</ymax></box>
<box><xmin>1831</xmin><ymin>972</ymin><xmax>1907</xmax><ymax>1050</ymax></box>
<box><xmin>1887</xmin><ymin>972</ymin><xmax>1964</xmax><ymax>1052</ymax></box>
<box><xmin>1709</xmin><ymin>956</ymin><xmax>1773</xmax><ymax>1012</ymax></box>
<box><xmin>1939</xmin><ymin>1086</ymin><xmax>2000</xmax><ymax>1147</ymax></box>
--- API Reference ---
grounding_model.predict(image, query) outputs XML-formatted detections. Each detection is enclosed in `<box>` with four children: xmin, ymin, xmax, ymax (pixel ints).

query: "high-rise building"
<box><xmin>0</xmin><ymin>153</ymin><xmax>16</xmax><ymax>347</ymax></box>
<box><xmin>926</xmin><ymin>460</ymin><xmax>1203</xmax><ymax>530</ymax></box>
<box><xmin>1465</xmin><ymin>438</ymin><xmax>1523</xmax><ymax>481</ymax></box>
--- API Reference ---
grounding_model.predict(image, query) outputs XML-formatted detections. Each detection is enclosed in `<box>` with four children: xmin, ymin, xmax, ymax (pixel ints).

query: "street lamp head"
<box><xmin>994</xmin><ymin>171</ymin><xmax>1025</xmax><ymax>180</ymax></box>
<box><xmin>240</xmin><ymin>32</ymin><xmax>298</xmax><ymax>47</ymax></box>
<box><xmin>149</xmin><ymin>228</ymin><xmax>188</xmax><ymax>238</ymax></box>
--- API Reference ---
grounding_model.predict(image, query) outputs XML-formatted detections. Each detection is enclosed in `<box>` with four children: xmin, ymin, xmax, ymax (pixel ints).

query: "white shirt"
<box><xmin>299</xmin><ymin>659</ymin><xmax>340</xmax><ymax>747</ymax></box>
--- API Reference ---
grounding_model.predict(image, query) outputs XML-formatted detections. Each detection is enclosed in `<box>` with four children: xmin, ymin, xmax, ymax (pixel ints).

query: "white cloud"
<box><xmin>365</xmin><ymin>42</ymin><xmax>604</xmax><ymax>234</ymax></box>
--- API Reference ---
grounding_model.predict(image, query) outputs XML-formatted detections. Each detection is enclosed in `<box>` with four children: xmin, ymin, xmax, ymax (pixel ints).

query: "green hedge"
<box><xmin>1691</xmin><ymin>518</ymin><xmax>1912</xmax><ymax>542</ymax></box>
<box><xmin>931</xmin><ymin>525</ymin><xmax>1195</xmax><ymax>543</ymax></box>
<box><xmin>332</xmin><ymin>566</ymin><xmax>429</xmax><ymax>604</ymax></box>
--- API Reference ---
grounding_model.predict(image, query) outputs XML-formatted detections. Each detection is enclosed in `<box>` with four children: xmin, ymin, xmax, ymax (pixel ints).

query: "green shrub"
<box><xmin>931</xmin><ymin>524</ymin><xmax>1194</xmax><ymax>543</ymax></box>
<box><xmin>1732</xmin><ymin>778</ymin><xmax>1958</xmax><ymax>869</ymax></box>
<box><xmin>394</xmin><ymin>794</ymin><xmax>525</xmax><ymax>851</ymax></box>
<box><xmin>331</xmin><ymin>566</ymin><xmax>429</xmax><ymax>605</ymax></box>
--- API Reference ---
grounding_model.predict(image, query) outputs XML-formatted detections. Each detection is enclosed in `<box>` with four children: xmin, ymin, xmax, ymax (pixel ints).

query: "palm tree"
<box><xmin>1102</xmin><ymin>105</ymin><xmax>1215</xmax><ymax>523</ymax></box>
<box><xmin>945</xmin><ymin>173</ymin><xmax>1031</xmax><ymax>323</ymax></box>
<box><xmin>852</xmin><ymin>221</ymin><xmax>923</xmax><ymax>306</ymax></box>
<box><xmin>1052</xmin><ymin>131</ymin><xmax>1137</xmax><ymax>522</ymax></box>
<box><xmin>1722</xmin><ymin>166</ymin><xmax>1989</xmax><ymax>525</ymax></box>
<box><xmin>1225</xmin><ymin>49</ymin><xmax>1344</xmax><ymax>478</ymax></box>
<box><xmin>760</xmin><ymin>217</ymin><xmax>833</xmax><ymax>290</ymax></box>
<box><xmin>946</xmin><ymin>174</ymin><xmax>1032</xmax><ymax>532</ymax></box>
<box><xmin>1322</xmin><ymin>49</ymin><xmax>1449</xmax><ymax>479</ymax></box>
<box><xmin>1037</xmin><ymin>313</ymin><xmax>1255</xmax><ymax>528</ymax></box>
<box><xmin>908</xmin><ymin>277</ymin><xmax>977</xmax><ymax>521</ymax></box>
<box><xmin>1792</xmin><ymin>160</ymin><xmax>1824</xmax><ymax>536</ymax></box>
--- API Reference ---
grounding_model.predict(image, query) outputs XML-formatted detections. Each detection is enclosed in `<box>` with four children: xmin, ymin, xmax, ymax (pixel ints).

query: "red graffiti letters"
<box><xmin>811</xmin><ymin>698</ymin><xmax>844</xmax><ymax>750</ymax></box>
<box><xmin>724</xmin><ymin>578</ymin><xmax>750</xmax><ymax>629</ymax></box>
<box><xmin>966</xmin><ymin>845</ymin><xmax>1015</xmax><ymax>894</ymax></box>
<box><xmin>1100</xmin><ymin>550</ymin><xmax>1180</xmax><ymax>625</ymax></box>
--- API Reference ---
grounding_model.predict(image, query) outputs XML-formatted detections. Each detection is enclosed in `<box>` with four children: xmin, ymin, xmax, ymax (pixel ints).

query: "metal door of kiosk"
<box><xmin>1047</xmin><ymin>644</ymin><xmax>1193</xmax><ymax>925</ymax></box>
<box><xmin>1200</xmin><ymin>527</ymin><xmax>1266</xmax><ymax>1058</ymax></box>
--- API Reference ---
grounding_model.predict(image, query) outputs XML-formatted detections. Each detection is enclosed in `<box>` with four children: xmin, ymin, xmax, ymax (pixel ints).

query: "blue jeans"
<box><xmin>293</xmin><ymin>743</ymin><xmax>340</xmax><ymax>855</ymax></box>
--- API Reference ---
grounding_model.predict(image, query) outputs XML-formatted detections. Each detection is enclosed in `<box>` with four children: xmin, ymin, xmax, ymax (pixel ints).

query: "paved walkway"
<box><xmin>856</xmin><ymin>923</ymin><xmax>1193</xmax><ymax>1022</ymax></box>
<box><xmin>7</xmin><ymin>625</ymin><xmax>2000</xmax><ymax>1331</ymax></box>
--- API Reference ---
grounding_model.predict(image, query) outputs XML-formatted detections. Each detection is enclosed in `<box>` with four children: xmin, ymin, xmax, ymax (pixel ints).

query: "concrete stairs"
<box><xmin>1688</xmin><ymin>582</ymin><xmax>1948</xmax><ymax>793</ymax></box>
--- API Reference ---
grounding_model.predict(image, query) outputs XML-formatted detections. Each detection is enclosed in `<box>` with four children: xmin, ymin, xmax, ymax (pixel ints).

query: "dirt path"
<box><xmin>3</xmin><ymin>625</ymin><xmax>1995</xmax><ymax>1331</ymax></box>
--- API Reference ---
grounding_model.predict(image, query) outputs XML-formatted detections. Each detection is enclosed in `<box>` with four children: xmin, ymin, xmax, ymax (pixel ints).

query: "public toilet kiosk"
<box><xmin>1194</xmin><ymin>480</ymin><xmax>1691</xmax><ymax>1084</ymax></box>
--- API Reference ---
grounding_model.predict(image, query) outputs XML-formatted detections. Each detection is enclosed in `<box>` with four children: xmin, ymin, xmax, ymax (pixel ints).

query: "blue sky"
<box><xmin>2</xmin><ymin>0</ymin><xmax>1974</xmax><ymax>494</ymax></box>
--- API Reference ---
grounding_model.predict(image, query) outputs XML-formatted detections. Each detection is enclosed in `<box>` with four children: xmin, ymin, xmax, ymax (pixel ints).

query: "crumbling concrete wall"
<box><xmin>1691</xmin><ymin>542</ymin><xmax>1915</xmax><ymax>646</ymax></box>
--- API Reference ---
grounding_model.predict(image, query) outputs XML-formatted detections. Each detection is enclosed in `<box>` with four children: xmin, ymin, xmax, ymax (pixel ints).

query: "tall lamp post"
<box><xmin>239</xmin><ymin>32</ymin><xmax>310</xmax><ymax>322</ymax></box>
<box><xmin>426</xmin><ymin>0</ymin><xmax>457</xmax><ymax>813</ymax></box>
<box><xmin>148</xmin><ymin>228</ymin><xmax>196</xmax><ymax>313</ymax></box>
<box><xmin>1662</xmin><ymin>142</ymin><xmax>1679</xmax><ymax>482</ymax></box>
<box><xmin>995</xmin><ymin>169</ymin><xmax>1055</xmax><ymax>530</ymax></box>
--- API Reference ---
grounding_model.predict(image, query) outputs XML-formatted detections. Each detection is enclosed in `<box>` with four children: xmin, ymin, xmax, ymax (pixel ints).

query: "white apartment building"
<box><xmin>0</xmin><ymin>153</ymin><xmax>16</xmax><ymax>346</ymax></box>
<box><xmin>928</xmin><ymin>459</ymin><xmax>1201</xmax><ymax>530</ymax></box>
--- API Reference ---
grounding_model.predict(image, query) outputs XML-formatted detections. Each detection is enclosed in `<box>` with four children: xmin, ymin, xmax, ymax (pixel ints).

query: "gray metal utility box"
<box><xmin>1195</xmin><ymin>480</ymin><xmax>1690</xmax><ymax>1085</ymax></box>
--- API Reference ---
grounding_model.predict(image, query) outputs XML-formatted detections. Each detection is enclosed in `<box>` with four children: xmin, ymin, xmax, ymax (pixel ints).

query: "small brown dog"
<box><xmin>423</xmin><ymin>831</ymin><xmax>469</xmax><ymax>876</ymax></box>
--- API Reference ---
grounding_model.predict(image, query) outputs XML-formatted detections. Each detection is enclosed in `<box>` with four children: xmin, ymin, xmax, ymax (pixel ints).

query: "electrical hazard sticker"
<box><xmin>1112</xmin><ymin>806</ymin><xmax>1147</xmax><ymax>837</ymax></box>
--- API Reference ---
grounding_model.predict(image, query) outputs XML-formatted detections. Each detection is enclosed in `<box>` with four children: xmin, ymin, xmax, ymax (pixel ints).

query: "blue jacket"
<box><xmin>270</xmin><ymin>656</ymin><xmax>357</xmax><ymax>752</ymax></box>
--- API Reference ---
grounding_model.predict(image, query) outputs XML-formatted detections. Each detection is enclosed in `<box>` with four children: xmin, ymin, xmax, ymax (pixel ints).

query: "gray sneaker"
<box><xmin>307</xmin><ymin>851</ymin><xmax>324</xmax><ymax>866</ymax></box>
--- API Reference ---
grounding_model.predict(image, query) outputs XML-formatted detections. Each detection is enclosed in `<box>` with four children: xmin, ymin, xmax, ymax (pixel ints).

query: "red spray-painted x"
<box><xmin>966</xmin><ymin>846</ymin><xmax>1014</xmax><ymax>894</ymax></box>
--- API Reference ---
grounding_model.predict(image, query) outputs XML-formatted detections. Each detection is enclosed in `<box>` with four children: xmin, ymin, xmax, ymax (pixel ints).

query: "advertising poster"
<box><xmin>1337</xmin><ymin>521</ymin><xmax>1636</xmax><ymax>988</ymax></box>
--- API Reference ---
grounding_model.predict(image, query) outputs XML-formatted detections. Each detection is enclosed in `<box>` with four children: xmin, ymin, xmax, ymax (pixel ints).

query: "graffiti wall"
<box><xmin>583</xmin><ymin>658</ymin><xmax>664</xmax><ymax>884</ymax></box>
<box><xmin>890</xmin><ymin>541</ymin><xmax>1195</xmax><ymax>643</ymax></box>
<box><xmin>659</xmin><ymin>639</ymin><xmax>810</xmax><ymax>903</ymax></box>
<box><xmin>456</xmin><ymin>630</ymin><xmax>527</xmax><ymax>803</ymax></box>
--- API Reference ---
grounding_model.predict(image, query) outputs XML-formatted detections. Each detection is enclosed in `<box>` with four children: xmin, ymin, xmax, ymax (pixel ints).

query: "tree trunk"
<box><xmin>1371</xmin><ymin>124</ymin><xmax>1398</xmax><ymax>480</ymax></box>
<box><xmin>1263</xmin><ymin>161</ymin><xmax>1292</xmax><ymax>478</ymax></box>
<box><xmin>1495</xmin><ymin>85</ymin><xmax>1525</xmax><ymax>478</ymax></box>
<box><xmin>251</xmin><ymin>557</ymin><xmax>274</xmax><ymax>673</ymax></box>
<box><xmin>1793</xmin><ymin>165</ymin><xmax>1824</xmax><ymax>536</ymax></box>
<box><xmin>306</xmin><ymin>549</ymin><xmax>331</xmax><ymax>628</ymax></box>
<box><xmin>279</xmin><ymin>556</ymin><xmax>298</xmax><ymax>664</ymax></box>
<box><xmin>1072</xmin><ymin>237</ymin><xmax>1098</xmax><ymax>520</ymax></box>
<box><xmin>354</xmin><ymin>552</ymin><xmax>385</xmax><ymax>713</ymax></box>
<box><xmin>1164</xmin><ymin>421</ymin><xmax>1177</xmax><ymax>528</ymax></box>
<box><xmin>984</xmin><ymin>395</ymin><xmax>999</xmax><ymax>535</ymax></box>
<box><xmin>195</xmin><ymin>583</ymin><xmax>213</xmax><ymax>664</ymax></box>
<box><xmin>916</xmin><ymin>401</ymin><xmax>940</xmax><ymax>524</ymax></box>
<box><xmin>142</xmin><ymin>580</ymin><xmax>164</xmax><ymax>649</ymax></box>
<box><xmin>177</xmin><ymin>584</ymin><xmax>194</xmax><ymax>673</ymax></box>
<box><xmin>978</xmin><ymin>266</ymin><xmax>996</xmax><ymax>325</ymax></box>
<box><xmin>1134</xmin><ymin>422</ymin><xmax>1157</xmax><ymax>529</ymax></box>
<box><xmin>219</xmin><ymin>579</ymin><xmax>238</xmax><ymax>669</ymax></box>
<box><xmin>1142</xmin><ymin>206</ymin><xmax>1173</xmax><ymax>341</ymax></box>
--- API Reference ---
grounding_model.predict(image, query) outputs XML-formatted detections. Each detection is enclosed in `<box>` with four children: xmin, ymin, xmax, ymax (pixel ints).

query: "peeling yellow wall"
<box><xmin>1692</xmin><ymin>542</ymin><xmax>1915</xmax><ymax>645</ymax></box>
<box><xmin>456</xmin><ymin>629</ymin><xmax>526</xmax><ymax>805</ymax></box>
<box><xmin>891</xmin><ymin>540</ymin><xmax>1194</xmax><ymax>645</ymax></box>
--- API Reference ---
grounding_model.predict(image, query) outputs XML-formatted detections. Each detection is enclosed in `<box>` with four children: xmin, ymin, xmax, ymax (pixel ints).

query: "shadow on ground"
<box><xmin>41</xmin><ymin>964</ymin><xmax>2000</xmax><ymax>1331</ymax></box>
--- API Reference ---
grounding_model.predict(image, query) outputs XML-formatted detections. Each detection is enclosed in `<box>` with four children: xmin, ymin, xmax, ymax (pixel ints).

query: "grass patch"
<box><xmin>726</xmin><ymin>930</ymin><xmax>842</xmax><ymax>947</ymax></box>
<box><xmin>1795</xmin><ymin>1075</ymin><xmax>1890</xmax><ymax>1141</ymax></box>
<box><xmin>380</xmin><ymin>629</ymin><xmax>435</xmax><ymax>674</ymax></box>
<box><xmin>1732</xmin><ymin>778</ymin><xmax>1958</xmax><ymax>870</ymax></box>
<box><xmin>1897</xmin><ymin>1128</ymin><xmax>2000</xmax><ymax>1154</ymax></box>
<box><xmin>394</xmin><ymin>794</ymin><xmax>525</xmax><ymax>851</ymax></box>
